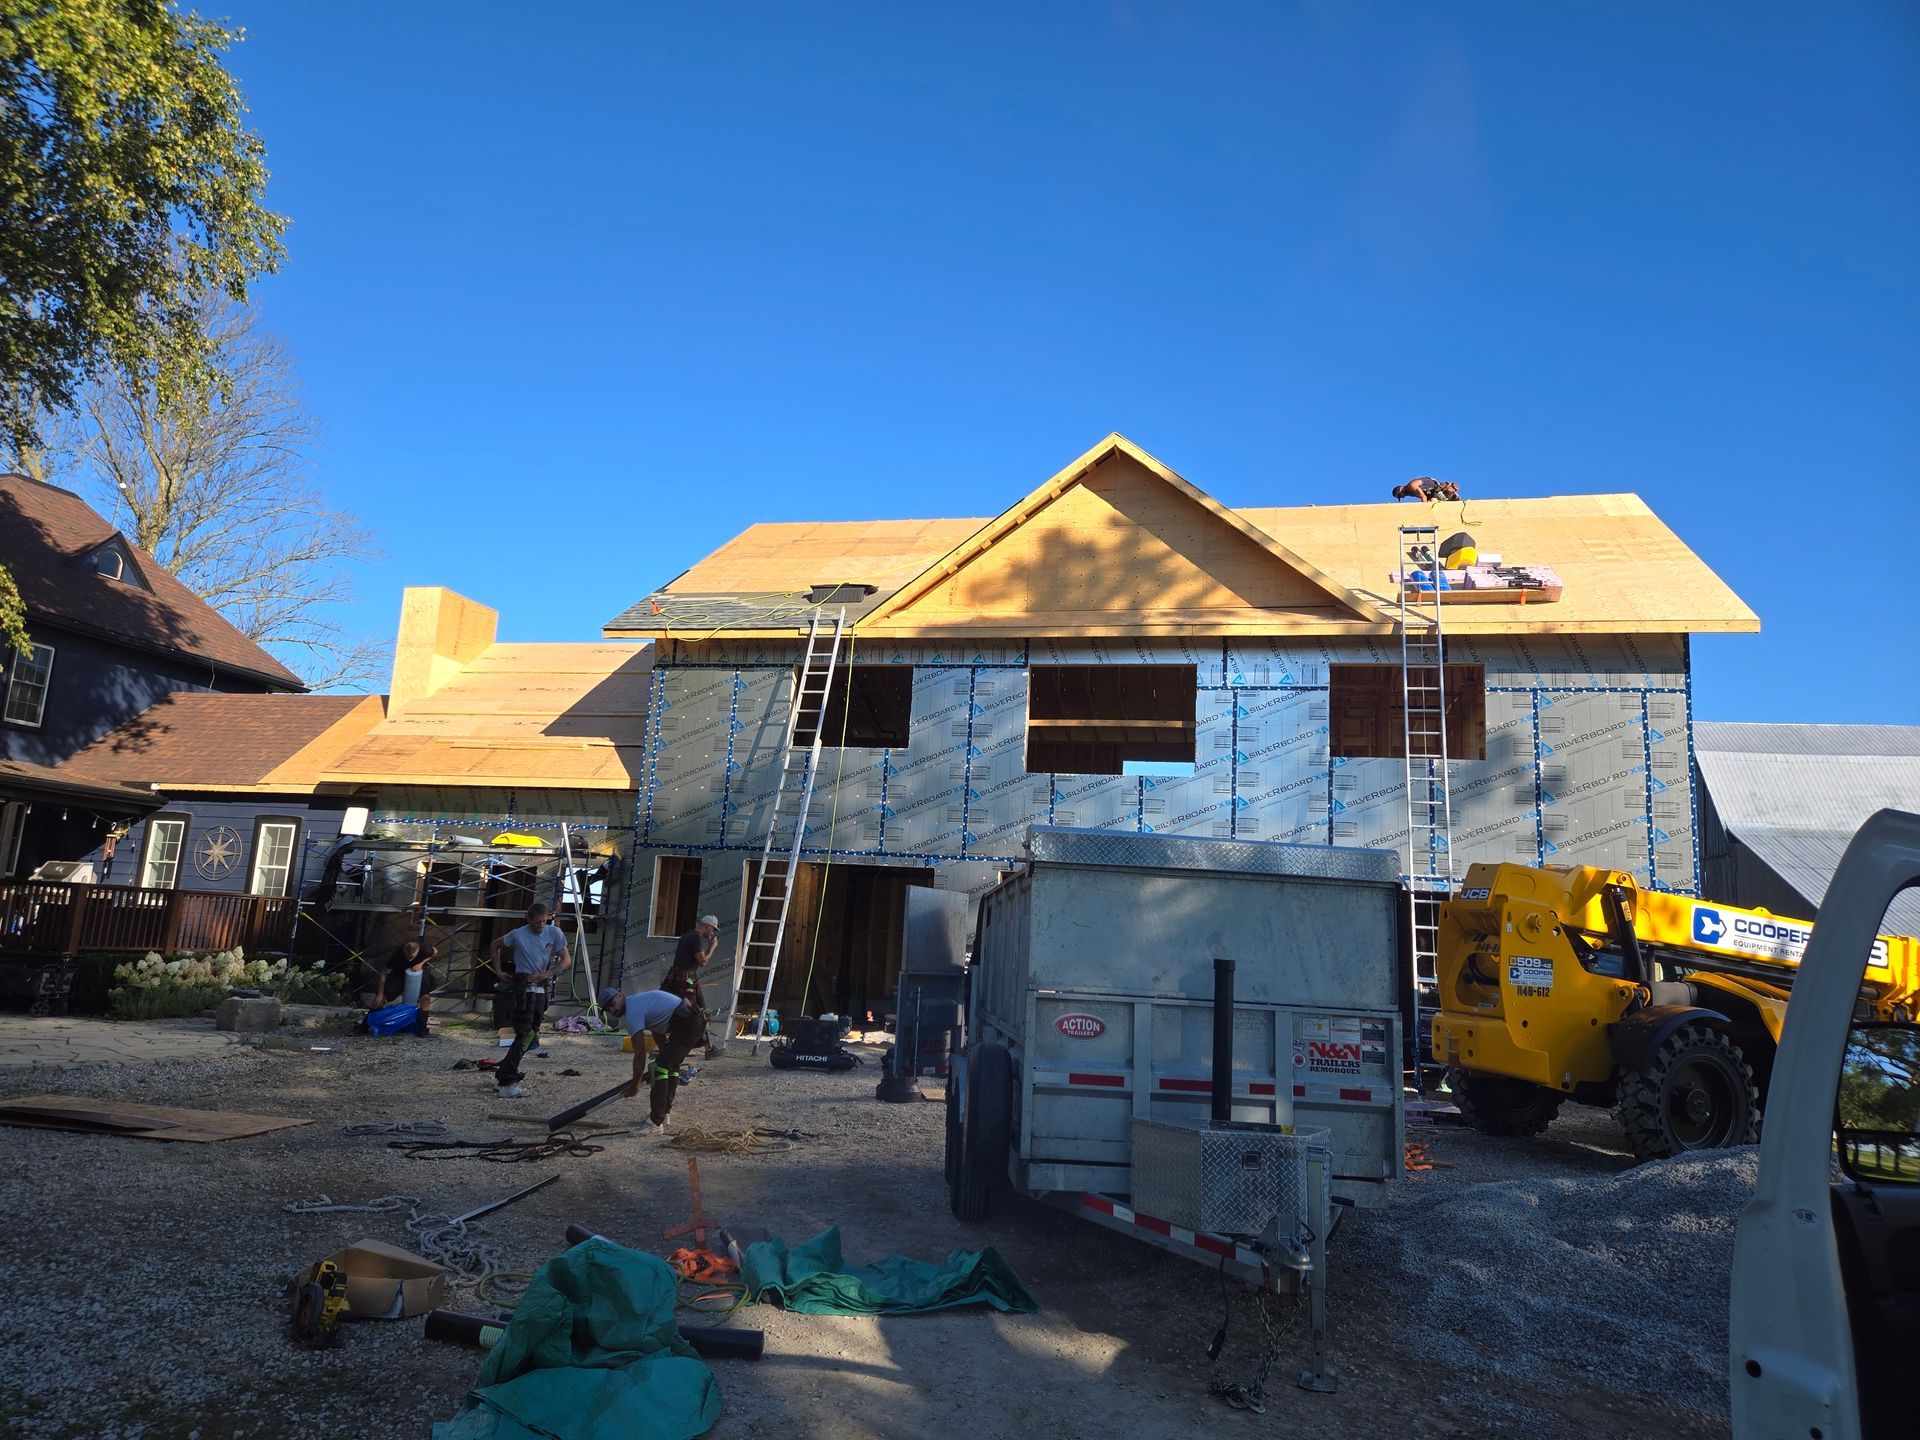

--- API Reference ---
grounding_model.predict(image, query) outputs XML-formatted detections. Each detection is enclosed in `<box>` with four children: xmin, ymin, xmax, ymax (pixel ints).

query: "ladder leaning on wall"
<box><xmin>727</xmin><ymin>606</ymin><xmax>846</xmax><ymax>1052</ymax></box>
<box><xmin>1397</xmin><ymin>524</ymin><xmax>1455</xmax><ymax>1080</ymax></box>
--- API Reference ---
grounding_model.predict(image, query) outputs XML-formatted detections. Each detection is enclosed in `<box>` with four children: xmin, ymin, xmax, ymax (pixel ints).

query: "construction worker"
<box><xmin>1391</xmin><ymin>476</ymin><xmax>1461</xmax><ymax>503</ymax></box>
<box><xmin>598</xmin><ymin>984</ymin><xmax>706</xmax><ymax>1134</ymax></box>
<box><xmin>369</xmin><ymin>941</ymin><xmax>439</xmax><ymax>1035</ymax></box>
<box><xmin>489</xmin><ymin>903</ymin><xmax>569</xmax><ymax>1098</ymax></box>
<box><xmin>666</xmin><ymin>913</ymin><xmax>722</xmax><ymax>1057</ymax></box>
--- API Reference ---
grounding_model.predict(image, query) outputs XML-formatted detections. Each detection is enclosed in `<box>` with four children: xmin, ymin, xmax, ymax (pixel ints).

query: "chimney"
<box><xmin>389</xmin><ymin>587</ymin><xmax>497</xmax><ymax>710</ymax></box>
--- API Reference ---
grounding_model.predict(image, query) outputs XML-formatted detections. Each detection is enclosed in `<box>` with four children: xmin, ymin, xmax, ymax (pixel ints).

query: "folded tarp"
<box><xmin>739</xmin><ymin>1226</ymin><xmax>1038</xmax><ymax>1316</ymax></box>
<box><xmin>433</xmin><ymin>1239</ymin><xmax>722</xmax><ymax>1440</ymax></box>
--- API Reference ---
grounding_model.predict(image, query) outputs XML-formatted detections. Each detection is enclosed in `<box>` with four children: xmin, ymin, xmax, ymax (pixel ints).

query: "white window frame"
<box><xmin>3</xmin><ymin>643</ymin><xmax>55</xmax><ymax>728</ymax></box>
<box><xmin>0</xmin><ymin>801</ymin><xmax>25</xmax><ymax>880</ymax></box>
<box><xmin>140</xmin><ymin>815</ymin><xmax>188</xmax><ymax>890</ymax></box>
<box><xmin>250</xmin><ymin>819</ymin><xmax>300</xmax><ymax>897</ymax></box>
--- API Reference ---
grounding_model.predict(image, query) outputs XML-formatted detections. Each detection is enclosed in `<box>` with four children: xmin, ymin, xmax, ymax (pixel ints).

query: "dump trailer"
<box><xmin>945</xmin><ymin>826</ymin><xmax>1407</xmax><ymax>1394</ymax></box>
<box><xmin>1432</xmin><ymin>861</ymin><xmax>1920</xmax><ymax>1158</ymax></box>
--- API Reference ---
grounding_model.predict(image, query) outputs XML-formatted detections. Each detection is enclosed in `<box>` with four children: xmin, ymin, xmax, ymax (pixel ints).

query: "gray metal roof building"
<box><xmin>1695</xmin><ymin>722</ymin><xmax>1920</xmax><ymax>935</ymax></box>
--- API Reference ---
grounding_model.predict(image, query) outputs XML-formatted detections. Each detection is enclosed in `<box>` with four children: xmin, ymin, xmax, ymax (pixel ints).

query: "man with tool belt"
<box><xmin>664</xmin><ymin>914</ymin><xmax>721</xmax><ymax>1057</ymax></box>
<box><xmin>598</xmin><ymin>984</ymin><xmax>705</xmax><ymax>1135</ymax></box>
<box><xmin>489</xmin><ymin>904</ymin><xmax>569</xmax><ymax>1098</ymax></box>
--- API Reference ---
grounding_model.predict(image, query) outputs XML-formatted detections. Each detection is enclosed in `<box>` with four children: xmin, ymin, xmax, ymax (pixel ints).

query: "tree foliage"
<box><xmin>57</xmin><ymin>304</ymin><xmax>385</xmax><ymax>690</ymax></box>
<box><xmin>1</xmin><ymin>0</ymin><xmax>284</xmax><ymax>652</ymax></box>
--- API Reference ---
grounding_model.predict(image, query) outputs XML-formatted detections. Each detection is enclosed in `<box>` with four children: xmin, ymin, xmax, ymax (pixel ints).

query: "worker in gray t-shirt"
<box><xmin>489</xmin><ymin>904</ymin><xmax>570</xmax><ymax>1096</ymax></box>
<box><xmin>598</xmin><ymin>985</ymin><xmax>704</xmax><ymax>1134</ymax></box>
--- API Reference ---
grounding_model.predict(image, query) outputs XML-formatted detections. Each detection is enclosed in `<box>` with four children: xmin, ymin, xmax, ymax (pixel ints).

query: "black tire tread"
<box><xmin>1447</xmin><ymin>1066</ymin><xmax>1565</xmax><ymax>1138</ymax></box>
<box><xmin>1615</xmin><ymin>1023</ymin><xmax>1759</xmax><ymax>1160</ymax></box>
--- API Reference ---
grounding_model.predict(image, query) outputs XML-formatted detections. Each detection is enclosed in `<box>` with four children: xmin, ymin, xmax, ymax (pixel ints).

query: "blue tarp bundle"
<box><xmin>739</xmin><ymin>1226</ymin><xmax>1038</xmax><ymax>1316</ymax></box>
<box><xmin>433</xmin><ymin>1239</ymin><xmax>723</xmax><ymax>1440</ymax></box>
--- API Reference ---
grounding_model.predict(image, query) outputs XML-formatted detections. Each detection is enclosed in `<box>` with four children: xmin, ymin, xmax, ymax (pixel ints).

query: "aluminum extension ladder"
<box><xmin>729</xmin><ymin>606</ymin><xmax>846</xmax><ymax>1052</ymax></box>
<box><xmin>1397</xmin><ymin>525</ymin><xmax>1455</xmax><ymax>1074</ymax></box>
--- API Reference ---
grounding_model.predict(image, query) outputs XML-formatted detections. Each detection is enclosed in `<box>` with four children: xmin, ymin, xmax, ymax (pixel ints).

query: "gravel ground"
<box><xmin>0</xmin><ymin>1016</ymin><xmax>1739</xmax><ymax>1439</ymax></box>
<box><xmin>1352</xmin><ymin>1148</ymin><xmax>1756</xmax><ymax>1418</ymax></box>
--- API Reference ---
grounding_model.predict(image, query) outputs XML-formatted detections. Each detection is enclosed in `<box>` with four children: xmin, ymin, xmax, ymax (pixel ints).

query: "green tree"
<box><xmin>0</xmin><ymin>0</ymin><xmax>285</xmax><ymax>651</ymax></box>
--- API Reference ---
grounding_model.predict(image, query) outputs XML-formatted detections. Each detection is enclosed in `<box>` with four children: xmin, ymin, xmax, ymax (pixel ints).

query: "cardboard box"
<box><xmin>303</xmin><ymin>1239</ymin><xmax>449</xmax><ymax>1320</ymax></box>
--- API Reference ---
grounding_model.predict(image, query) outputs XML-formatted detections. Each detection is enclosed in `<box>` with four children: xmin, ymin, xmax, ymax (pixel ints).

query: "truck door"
<box><xmin>1730</xmin><ymin>809</ymin><xmax>1920</xmax><ymax>1440</ymax></box>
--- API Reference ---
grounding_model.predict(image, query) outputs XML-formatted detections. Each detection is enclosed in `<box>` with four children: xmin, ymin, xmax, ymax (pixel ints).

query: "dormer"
<box><xmin>75</xmin><ymin>537</ymin><xmax>146</xmax><ymax>590</ymax></box>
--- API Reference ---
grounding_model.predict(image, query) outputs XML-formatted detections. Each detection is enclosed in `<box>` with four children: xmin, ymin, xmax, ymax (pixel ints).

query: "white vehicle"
<box><xmin>1731</xmin><ymin>808</ymin><xmax>1920</xmax><ymax>1440</ymax></box>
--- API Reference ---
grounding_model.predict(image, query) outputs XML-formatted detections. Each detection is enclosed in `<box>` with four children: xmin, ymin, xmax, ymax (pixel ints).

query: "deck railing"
<box><xmin>0</xmin><ymin>881</ymin><xmax>298</xmax><ymax>958</ymax></box>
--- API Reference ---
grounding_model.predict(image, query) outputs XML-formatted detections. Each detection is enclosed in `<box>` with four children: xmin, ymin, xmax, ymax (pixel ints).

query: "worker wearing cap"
<box><xmin>598</xmin><ymin>984</ymin><xmax>705</xmax><ymax>1134</ymax></box>
<box><xmin>666</xmin><ymin>914</ymin><xmax>722</xmax><ymax>1057</ymax></box>
<box><xmin>489</xmin><ymin>903</ymin><xmax>569</xmax><ymax>1098</ymax></box>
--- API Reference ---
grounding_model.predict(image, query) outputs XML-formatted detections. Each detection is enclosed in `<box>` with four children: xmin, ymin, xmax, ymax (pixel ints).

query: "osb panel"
<box><xmin>872</xmin><ymin>452</ymin><xmax>1353</xmax><ymax>628</ymax></box>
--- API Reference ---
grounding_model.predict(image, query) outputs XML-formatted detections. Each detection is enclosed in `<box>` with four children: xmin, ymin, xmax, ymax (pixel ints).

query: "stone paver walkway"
<box><xmin>0</xmin><ymin>1016</ymin><xmax>240</xmax><ymax>1068</ymax></box>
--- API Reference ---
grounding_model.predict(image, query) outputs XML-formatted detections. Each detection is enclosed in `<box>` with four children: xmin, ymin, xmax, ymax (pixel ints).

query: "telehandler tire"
<box><xmin>1447</xmin><ymin>1067</ymin><xmax>1565</xmax><ymax>1138</ymax></box>
<box><xmin>1615</xmin><ymin>1023</ymin><xmax>1759</xmax><ymax>1158</ymax></box>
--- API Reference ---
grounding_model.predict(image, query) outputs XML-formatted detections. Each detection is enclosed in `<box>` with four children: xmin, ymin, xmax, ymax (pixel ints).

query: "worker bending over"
<box><xmin>599</xmin><ymin>984</ymin><xmax>706</xmax><ymax>1135</ymax></box>
<box><xmin>490</xmin><ymin>903</ymin><xmax>569</xmax><ymax>1099</ymax></box>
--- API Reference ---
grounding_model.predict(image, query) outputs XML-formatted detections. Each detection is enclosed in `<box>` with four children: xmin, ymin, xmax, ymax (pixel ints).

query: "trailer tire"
<box><xmin>943</xmin><ymin>1057</ymin><xmax>963</xmax><ymax>1189</ymax></box>
<box><xmin>951</xmin><ymin>1043</ymin><xmax>1012</xmax><ymax>1222</ymax></box>
<box><xmin>1616</xmin><ymin>1023</ymin><xmax>1759</xmax><ymax>1158</ymax></box>
<box><xmin>1447</xmin><ymin>1067</ymin><xmax>1564</xmax><ymax>1138</ymax></box>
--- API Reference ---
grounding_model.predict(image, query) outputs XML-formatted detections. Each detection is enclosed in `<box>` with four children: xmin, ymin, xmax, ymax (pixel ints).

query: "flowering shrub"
<box><xmin>107</xmin><ymin>948</ymin><xmax>345</xmax><ymax>1020</ymax></box>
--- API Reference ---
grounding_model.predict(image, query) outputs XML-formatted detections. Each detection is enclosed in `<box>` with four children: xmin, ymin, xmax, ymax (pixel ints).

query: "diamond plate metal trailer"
<box><xmin>942</xmin><ymin>826</ymin><xmax>1407</xmax><ymax>1395</ymax></box>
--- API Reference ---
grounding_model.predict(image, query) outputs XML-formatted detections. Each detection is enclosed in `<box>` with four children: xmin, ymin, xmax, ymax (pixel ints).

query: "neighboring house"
<box><xmin>0</xmin><ymin>472</ymin><xmax>303</xmax><ymax>879</ymax></box>
<box><xmin>303</xmin><ymin>587</ymin><xmax>652</xmax><ymax>1007</ymax></box>
<box><xmin>603</xmin><ymin>434</ymin><xmax>1758</xmax><ymax>1021</ymax></box>
<box><xmin>1695</xmin><ymin>721</ymin><xmax>1920</xmax><ymax>936</ymax></box>
<box><xmin>56</xmin><ymin>692</ymin><xmax>386</xmax><ymax>899</ymax></box>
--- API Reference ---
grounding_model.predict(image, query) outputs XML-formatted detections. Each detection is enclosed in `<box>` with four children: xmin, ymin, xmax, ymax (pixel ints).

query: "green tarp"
<box><xmin>739</xmin><ymin>1226</ymin><xmax>1038</xmax><ymax>1316</ymax></box>
<box><xmin>433</xmin><ymin>1239</ymin><xmax>723</xmax><ymax>1440</ymax></box>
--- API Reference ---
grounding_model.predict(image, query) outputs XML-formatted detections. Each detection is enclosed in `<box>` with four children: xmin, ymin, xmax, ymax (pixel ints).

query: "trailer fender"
<box><xmin>1608</xmin><ymin>1004</ymin><xmax>1729</xmax><ymax>1074</ymax></box>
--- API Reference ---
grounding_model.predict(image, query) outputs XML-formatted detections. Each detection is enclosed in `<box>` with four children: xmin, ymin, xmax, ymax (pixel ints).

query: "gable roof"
<box><xmin>59</xmin><ymin>693</ymin><xmax>385</xmax><ymax>793</ymax></box>
<box><xmin>856</xmin><ymin>434</ymin><xmax>1394</xmax><ymax>633</ymax></box>
<box><xmin>318</xmin><ymin>642</ymin><xmax>652</xmax><ymax>791</ymax></box>
<box><xmin>604</xmin><ymin>438</ymin><xmax>1757</xmax><ymax>640</ymax></box>
<box><xmin>0</xmin><ymin>473</ymin><xmax>303</xmax><ymax>688</ymax></box>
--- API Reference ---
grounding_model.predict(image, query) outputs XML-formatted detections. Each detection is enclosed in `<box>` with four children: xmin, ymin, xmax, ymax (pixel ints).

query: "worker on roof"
<box><xmin>1391</xmin><ymin>476</ymin><xmax>1461</xmax><ymax>502</ymax></box>
<box><xmin>665</xmin><ymin>914</ymin><xmax>723</xmax><ymax>1059</ymax></box>
<box><xmin>489</xmin><ymin>903</ymin><xmax>570</xmax><ymax>1099</ymax></box>
<box><xmin>599</xmin><ymin>984</ymin><xmax>706</xmax><ymax>1135</ymax></box>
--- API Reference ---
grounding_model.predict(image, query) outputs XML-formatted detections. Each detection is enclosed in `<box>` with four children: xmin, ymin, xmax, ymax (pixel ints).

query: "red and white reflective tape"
<box><xmin>1156</xmin><ymin>1077</ymin><xmax>1279</xmax><ymax>1097</ymax></box>
<box><xmin>1079</xmin><ymin>1194</ymin><xmax>1268</xmax><ymax>1270</ymax></box>
<box><xmin>1291</xmin><ymin>1082</ymin><xmax>1376</xmax><ymax>1103</ymax></box>
<box><xmin>1030</xmin><ymin>1069</ymin><xmax>1129</xmax><ymax>1089</ymax></box>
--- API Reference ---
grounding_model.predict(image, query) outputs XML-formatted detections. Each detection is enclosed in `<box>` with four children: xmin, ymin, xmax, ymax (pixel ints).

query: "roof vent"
<box><xmin>806</xmin><ymin>582</ymin><xmax>877</xmax><ymax>606</ymax></box>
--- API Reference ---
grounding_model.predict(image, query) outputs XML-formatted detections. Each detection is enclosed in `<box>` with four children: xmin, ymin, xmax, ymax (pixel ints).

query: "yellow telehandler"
<box><xmin>1430</xmin><ymin>861</ymin><xmax>1920</xmax><ymax>1158</ymax></box>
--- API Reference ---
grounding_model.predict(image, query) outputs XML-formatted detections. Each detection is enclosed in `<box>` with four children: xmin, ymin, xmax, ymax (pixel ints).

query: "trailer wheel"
<box><xmin>1447</xmin><ymin>1067</ymin><xmax>1565</xmax><ymax>1138</ymax></box>
<box><xmin>951</xmin><ymin>1043</ymin><xmax>1012</xmax><ymax>1222</ymax></box>
<box><xmin>1616</xmin><ymin>1023</ymin><xmax>1759</xmax><ymax>1158</ymax></box>
<box><xmin>943</xmin><ymin>1055</ymin><xmax>964</xmax><ymax>1189</ymax></box>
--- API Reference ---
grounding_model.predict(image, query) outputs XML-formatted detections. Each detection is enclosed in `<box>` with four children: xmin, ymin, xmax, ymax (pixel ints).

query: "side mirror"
<box><xmin>1836</xmin><ymin>1022</ymin><xmax>1920</xmax><ymax>1184</ymax></box>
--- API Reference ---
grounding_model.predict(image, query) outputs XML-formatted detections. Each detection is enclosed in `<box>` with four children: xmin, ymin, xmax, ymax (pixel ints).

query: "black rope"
<box><xmin>385</xmin><ymin>1130</ymin><xmax>623</xmax><ymax>1163</ymax></box>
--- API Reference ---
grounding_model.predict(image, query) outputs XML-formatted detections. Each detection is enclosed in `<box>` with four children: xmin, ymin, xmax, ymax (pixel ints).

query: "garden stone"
<box><xmin>215</xmin><ymin>995</ymin><xmax>281</xmax><ymax>1033</ymax></box>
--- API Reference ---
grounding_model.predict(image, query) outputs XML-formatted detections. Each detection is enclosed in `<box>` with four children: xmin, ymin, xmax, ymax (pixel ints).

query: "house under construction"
<box><xmin>603</xmin><ymin>435</ymin><xmax>1757</xmax><ymax>1028</ymax></box>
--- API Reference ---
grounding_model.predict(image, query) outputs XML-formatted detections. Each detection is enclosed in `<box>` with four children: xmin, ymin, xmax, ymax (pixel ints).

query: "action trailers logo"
<box><xmin>1055</xmin><ymin>1013</ymin><xmax>1107</xmax><ymax>1040</ymax></box>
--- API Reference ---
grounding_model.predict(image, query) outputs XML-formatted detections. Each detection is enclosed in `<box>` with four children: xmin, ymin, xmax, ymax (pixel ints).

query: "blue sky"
<box><xmin>225</xmin><ymin>2</ymin><xmax>1915</xmax><ymax>721</ymax></box>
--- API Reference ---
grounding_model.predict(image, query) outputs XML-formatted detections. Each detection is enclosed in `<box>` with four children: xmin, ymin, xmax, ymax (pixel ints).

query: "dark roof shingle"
<box><xmin>0</xmin><ymin>474</ymin><xmax>303</xmax><ymax>687</ymax></box>
<box><xmin>61</xmin><ymin>693</ymin><xmax>380</xmax><ymax>789</ymax></box>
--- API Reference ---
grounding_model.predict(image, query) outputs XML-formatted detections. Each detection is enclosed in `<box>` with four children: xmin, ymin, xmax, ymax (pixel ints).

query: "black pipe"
<box><xmin>424</xmin><ymin>1309</ymin><xmax>764</xmax><ymax>1361</ymax></box>
<box><xmin>1211</xmin><ymin>956</ymin><xmax>1236</xmax><ymax>1126</ymax></box>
